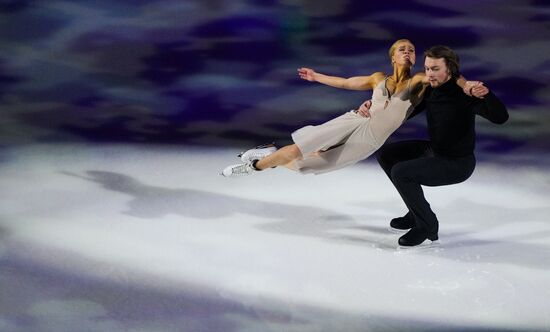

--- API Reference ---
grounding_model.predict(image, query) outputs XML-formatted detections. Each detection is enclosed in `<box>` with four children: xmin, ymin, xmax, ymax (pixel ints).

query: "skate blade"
<box><xmin>237</xmin><ymin>142</ymin><xmax>276</xmax><ymax>158</ymax></box>
<box><xmin>387</xmin><ymin>227</ymin><xmax>409</xmax><ymax>234</ymax></box>
<box><xmin>397</xmin><ymin>240</ymin><xmax>441</xmax><ymax>251</ymax></box>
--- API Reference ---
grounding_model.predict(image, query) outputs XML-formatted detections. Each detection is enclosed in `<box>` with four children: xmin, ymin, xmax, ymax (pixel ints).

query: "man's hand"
<box><xmin>297</xmin><ymin>67</ymin><xmax>316</xmax><ymax>81</ymax></box>
<box><xmin>357</xmin><ymin>100</ymin><xmax>372</xmax><ymax>118</ymax></box>
<box><xmin>471</xmin><ymin>83</ymin><xmax>489</xmax><ymax>98</ymax></box>
<box><xmin>464</xmin><ymin>81</ymin><xmax>489</xmax><ymax>98</ymax></box>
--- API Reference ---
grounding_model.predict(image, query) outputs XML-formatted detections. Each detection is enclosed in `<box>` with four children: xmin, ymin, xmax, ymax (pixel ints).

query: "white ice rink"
<box><xmin>1</xmin><ymin>144</ymin><xmax>549</xmax><ymax>331</ymax></box>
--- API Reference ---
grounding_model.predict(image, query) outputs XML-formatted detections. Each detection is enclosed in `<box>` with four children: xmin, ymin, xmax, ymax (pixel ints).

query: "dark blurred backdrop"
<box><xmin>1</xmin><ymin>0</ymin><xmax>549</xmax><ymax>160</ymax></box>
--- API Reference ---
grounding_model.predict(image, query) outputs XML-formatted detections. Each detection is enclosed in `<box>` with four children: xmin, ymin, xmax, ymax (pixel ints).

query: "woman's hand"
<box><xmin>357</xmin><ymin>100</ymin><xmax>372</xmax><ymax>118</ymax></box>
<box><xmin>297</xmin><ymin>67</ymin><xmax>316</xmax><ymax>82</ymax></box>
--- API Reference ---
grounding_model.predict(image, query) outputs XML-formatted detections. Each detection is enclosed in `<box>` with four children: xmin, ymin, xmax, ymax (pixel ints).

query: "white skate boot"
<box><xmin>220</xmin><ymin>162</ymin><xmax>258</xmax><ymax>177</ymax></box>
<box><xmin>238</xmin><ymin>142</ymin><xmax>277</xmax><ymax>163</ymax></box>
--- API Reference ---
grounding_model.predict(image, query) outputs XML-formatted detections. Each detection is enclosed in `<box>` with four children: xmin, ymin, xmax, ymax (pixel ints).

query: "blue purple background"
<box><xmin>0</xmin><ymin>0</ymin><xmax>549</xmax><ymax>158</ymax></box>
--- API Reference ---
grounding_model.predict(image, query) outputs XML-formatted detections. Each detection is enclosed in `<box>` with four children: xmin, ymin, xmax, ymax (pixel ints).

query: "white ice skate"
<box><xmin>238</xmin><ymin>142</ymin><xmax>277</xmax><ymax>163</ymax></box>
<box><xmin>220</xmin><ymin>162</ymin><xmax>257</xmax><ymax>177</ymax></box>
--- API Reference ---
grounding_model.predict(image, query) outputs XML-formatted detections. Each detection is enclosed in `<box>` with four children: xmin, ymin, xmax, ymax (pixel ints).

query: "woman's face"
<box><xmin>392</xmin><ymin>42</ymin><xmax>416</xmax><ymax>67</ymax></box>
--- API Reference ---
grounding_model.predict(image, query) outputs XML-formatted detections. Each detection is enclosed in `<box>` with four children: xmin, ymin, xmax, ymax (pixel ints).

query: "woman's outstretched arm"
<box><xmin>298</xmin><ymin>67</ymin><xmax>385</xmax><ymax>90</ymax></box>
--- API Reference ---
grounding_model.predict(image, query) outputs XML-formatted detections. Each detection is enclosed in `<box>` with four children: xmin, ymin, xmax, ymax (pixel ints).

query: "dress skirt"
<box><xmin>290</xmin><ymin>111</ymin><xmax>381</xmax><ymax>175</ymax></box>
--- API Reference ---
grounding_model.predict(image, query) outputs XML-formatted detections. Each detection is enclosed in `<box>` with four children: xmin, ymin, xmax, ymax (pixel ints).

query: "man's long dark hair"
<box><xmin>424</xmin><ymin>45</ymin><xmax>460</xmax><ymax>79</ymax></box>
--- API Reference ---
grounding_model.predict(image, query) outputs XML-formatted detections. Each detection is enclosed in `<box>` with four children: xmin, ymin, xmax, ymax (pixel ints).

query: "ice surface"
<box><xmin>0</xmin><ymin>144</ymin><xmax>549</xmax><ymax>331</ymax></box>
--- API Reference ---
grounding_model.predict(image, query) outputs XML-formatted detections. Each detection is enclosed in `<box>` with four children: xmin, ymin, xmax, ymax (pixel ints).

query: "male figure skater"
<box><xmin>373</xmin><ymin>45</ymin><xmax>509</xmax><ymax>247</ymax></box>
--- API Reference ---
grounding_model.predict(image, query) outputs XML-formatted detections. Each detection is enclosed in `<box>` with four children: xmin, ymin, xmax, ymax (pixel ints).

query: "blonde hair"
<box><xmin>388</xmin><ymin>39</ymin><xmax>413</xmax><ymax>63</ymax></box>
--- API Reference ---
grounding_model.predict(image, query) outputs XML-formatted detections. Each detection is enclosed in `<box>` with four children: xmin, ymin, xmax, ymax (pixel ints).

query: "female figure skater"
<box><xmin>221</xmin><ymin>39</ymin><xmax>465</xmax><ymax>177</ymax></box>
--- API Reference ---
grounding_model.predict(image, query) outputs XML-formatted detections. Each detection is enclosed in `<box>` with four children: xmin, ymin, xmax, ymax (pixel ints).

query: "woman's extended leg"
<box><xmin>255</xmin><ymin>144</ymin><xmax>302</xmax><ymax>170</ymax></box>
<box><xmin>220</xmin><ymin>144</ymin><xmax>303</xmax><ymax>177</ymax></box>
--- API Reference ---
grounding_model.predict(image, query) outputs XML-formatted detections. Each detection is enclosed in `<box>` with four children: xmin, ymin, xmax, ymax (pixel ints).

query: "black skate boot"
<box><xmin>389</xmin><ymin>211</ymin><xmax>415</xmax><ymax>233</ymax></box>
<box><xmin>398</xmin><ymin>227</ymin><xmax>439</xmax><ymax>248</ymax></box>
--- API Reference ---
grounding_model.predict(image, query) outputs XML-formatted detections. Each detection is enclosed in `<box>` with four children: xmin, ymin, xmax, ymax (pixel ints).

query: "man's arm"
<box><xmin>357</xmin><ymin>97</ymin><xmax>427</xmax><ymax>120</ymax></box>
<box><xmin>471</xmin><ymin>91</ymin><xmax>509</xmax><ymax>124</ymax></box>
<box><xmin>407</xmin><ymin>98</ymin><xmax>426</xmax><ymax>120</ymax></box>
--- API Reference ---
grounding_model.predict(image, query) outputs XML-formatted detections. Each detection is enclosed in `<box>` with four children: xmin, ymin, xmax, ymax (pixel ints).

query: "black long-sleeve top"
<box><xmin>410</xmin><ymin>79</ymin><xmax>509</xmax><ymax>157</ymax></box>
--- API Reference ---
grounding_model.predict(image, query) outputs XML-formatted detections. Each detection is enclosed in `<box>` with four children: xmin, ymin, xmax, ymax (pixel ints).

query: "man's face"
<box><xmin>424</xmin><ymin>57</ymin><xmax>451</xmax><ymax>88</ymax></box>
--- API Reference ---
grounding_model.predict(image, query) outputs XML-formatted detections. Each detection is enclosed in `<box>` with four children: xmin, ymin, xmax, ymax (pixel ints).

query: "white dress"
<box><xmin>291</xmin><ymin>77</ymin><xmax>414</xmax><ymax>174</ymax></box>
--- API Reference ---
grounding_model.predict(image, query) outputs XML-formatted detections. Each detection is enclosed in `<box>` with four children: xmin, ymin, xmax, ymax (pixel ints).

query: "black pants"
<box><xmin>376</xmin><ymin>140</ymin><xmax>476</xmax><ymax>236</ymax></box>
